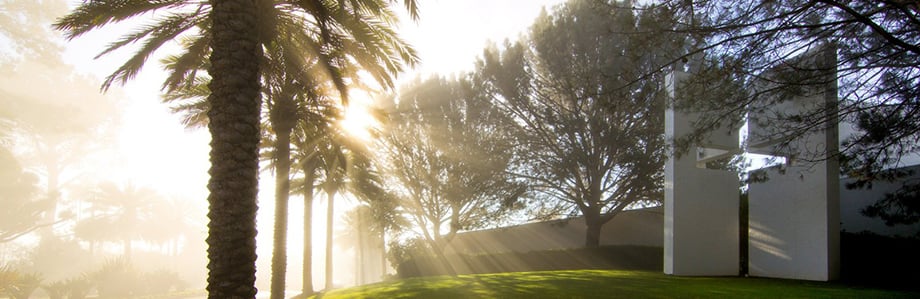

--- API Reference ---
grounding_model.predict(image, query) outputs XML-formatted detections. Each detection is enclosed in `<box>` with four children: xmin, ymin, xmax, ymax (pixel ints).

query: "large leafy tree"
<box><xmin>380</xmin><ymin>76</ymin><xmax>526</xmax><ymax>268</ymax></box>
<box><xmin>2</xmin><ymin>0</ymin><xmax>117</xmax><ymax>238</ymax></box>
<box><xmin>658</xmin><ymin>0</ymin><xmax>920</xmax><ymax>224</ymax></box>
<box><xmin>475</xmin><ymin>0</ymin><xmax>676</xmax><ymax>247</ymax></box>
<box><xmin>55</xmin><ymin>0</ymin><xmax>418</xmax><ymax>297</ymax></box>
<box><xmin>0</xmin><ymin>146</ymin><xmax>46</xmax><ymax>243</ymax></box>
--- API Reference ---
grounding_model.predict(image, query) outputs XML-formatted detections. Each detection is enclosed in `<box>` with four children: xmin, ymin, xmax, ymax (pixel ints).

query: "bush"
<box><xmin>65</xmin><ymin>275</ymin><xmax>93</xmax><ymax>299</ymax></box>
<box><xmin>0</xmin><ymin>265</ymin><xmax>42</xmax><ymax>299</ymax></box>
<box><xmin>92</xmin><ymin>259</ymin><xmax>138</xmax><ymax>298</ymax></box>
<box><xmin>397</xmin><ymin>245</ymin><xmax>663</xmax><ymax>278</ymax></box>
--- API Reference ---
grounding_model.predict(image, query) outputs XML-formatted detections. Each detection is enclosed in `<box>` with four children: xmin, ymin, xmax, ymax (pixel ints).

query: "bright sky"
<box><xmin>55</xmin><ymin>0</ymin><xmax>567</xmax><ymax>291</ymax></box>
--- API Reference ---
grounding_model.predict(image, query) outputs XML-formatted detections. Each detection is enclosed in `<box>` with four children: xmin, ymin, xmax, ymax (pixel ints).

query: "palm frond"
<box><xmin>53</xmin><ymin>0</ymin><xmax>187</xmax><ymax>40</ymax></box>
<box><xmin>161</xmin><ymin>29</ymin><xmax>211</xmax><ymax>91</ymax></box>
<box><xmin>100</xmin><ymin>12</ymin><xmax>207</xmax><ymax>91</ymax></box>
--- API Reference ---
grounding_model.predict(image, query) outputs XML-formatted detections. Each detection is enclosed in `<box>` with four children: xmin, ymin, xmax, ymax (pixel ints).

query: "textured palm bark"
<box><xmin>205</xmin><ymin>0</ymin><xmax>262</xmax><ymax>298</ymax></box>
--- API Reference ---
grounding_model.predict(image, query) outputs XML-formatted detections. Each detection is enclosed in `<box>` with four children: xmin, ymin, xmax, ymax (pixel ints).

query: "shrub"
<box><xmin>0</xmin><ymin>265</ymin><xmax>43</xmax><ymax>299</ymax></box>
<box><xmin>91</xmin><ymin>259</ymin><xmax>138</xmax><ymax>298</ymax></box>
<box><xmin>397</xmin><ymin>245</ymin><xmax>663</xmax><ymax>278</ymax></box>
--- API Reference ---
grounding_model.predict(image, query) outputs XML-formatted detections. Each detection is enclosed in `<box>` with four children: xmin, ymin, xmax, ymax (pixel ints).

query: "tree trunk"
<box><xmin>205</xmin><ymin>0</ymin><xmax>263</xmax><ymax>297</ymax></box>
<box><xmin>324</xmin><ymin>190</ymin><xmax>335</xmax><ymax>290</ymax></box>
<box><xmin>301</xmin><ymin>161</ymin><xmax>316</xmax><ymax>296</ymax></box>
<box><xmin>356</xmin><ymin>210</ymin><xmax>365</xmax><ymax>285</ymax></box>
<box><xmin>584</xmin><ymin>212</ymin><xmax>607</xmax><ymax>248</ymax></box>
<box><xmin>380</xmin><ymin>231</ymin><xmax>386</xmax><ymax>281</ymax></box>
<box><xmin>269</xmin><ymin>126</ymin><xmax>292</xmax><ymax>299</ymax></box>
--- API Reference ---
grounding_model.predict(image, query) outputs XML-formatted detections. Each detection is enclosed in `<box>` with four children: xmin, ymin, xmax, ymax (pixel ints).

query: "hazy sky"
<box><xmin>54</xmin><ymin>0</ymin><xmax>567</xmax><ymax>290</ymax></box>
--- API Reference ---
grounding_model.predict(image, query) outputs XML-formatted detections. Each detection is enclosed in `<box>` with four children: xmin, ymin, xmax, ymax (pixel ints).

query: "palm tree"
<box><xmin>56</xmin><ymin>1</ymin><xmax>418</xmax><ymax>296</ymax></box>
<box><xmin>337</xmin><ymin>204</ymin><xmax>387</xmax><ymax>285</ymax></box>
<box><xmin>73</xmin><ymin>182</ymin><xmax>160</xmax><ymax>262</ymax></box>
<box><xmin>312</xmin><ymin>126</ymin><xmax>390</xmax><ymax>291</ymax></box>
<box><xmin>289</xmin><ymin>102</ymin><xmax>339</xmax><ymax>296</ymax></box>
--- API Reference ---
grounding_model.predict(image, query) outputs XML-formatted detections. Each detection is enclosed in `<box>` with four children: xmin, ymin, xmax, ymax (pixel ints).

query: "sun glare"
<box><xmin>339</xmin><ymin>94</ymin><xmax>378</xmax><ymax>142</ymax></box>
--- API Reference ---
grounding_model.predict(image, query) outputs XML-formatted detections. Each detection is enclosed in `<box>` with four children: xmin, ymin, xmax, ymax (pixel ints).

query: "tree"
<box><xmin>657</xmin><ymin>0</ymin><xmax>920</xmax><ymax>224</ymax></box>
<box><xmin>0</xmin><ymin>146</ymin><xmax>46</xmax><ymax>243</ymax></box>
<box><xmin>2</xmin><ymin>0</ymin><xmax>117</xmax><ymax>238</ymax></box>
<box><xmin>73</xmin><ymin>182</ymin><xmax>162</xmax><ymax>261</ymax></box>
<box><xmin>380</xmin><ymin>76</ymin><xmax>527</xmax><ymax>268</ymax></box>
<box><xmin>313</xmin><ymin>123</ymin><xmax>386</xmax><ymax>290</ymax></box>
<box><xmin>56</xmin><ymin>1</ymin><xmax>419</xmax><ymax>296</ymax></box>
<box><xmin>475</xmin><ymin>0</ymin><xmax>674</xmax><ymax>247</ymax></box>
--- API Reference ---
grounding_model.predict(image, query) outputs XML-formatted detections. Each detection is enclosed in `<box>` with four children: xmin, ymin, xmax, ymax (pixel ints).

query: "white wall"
<box><xmin>444</xmin><ymin>207</ymin><xmax>663</xmax><ymax>255</ymax></box>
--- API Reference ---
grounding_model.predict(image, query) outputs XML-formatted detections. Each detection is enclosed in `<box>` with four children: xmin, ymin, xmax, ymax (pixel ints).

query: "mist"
<box><xmin>1</xmin><ymin>4</ymin><xmax>374</xmax><ymax>296</ymax></box>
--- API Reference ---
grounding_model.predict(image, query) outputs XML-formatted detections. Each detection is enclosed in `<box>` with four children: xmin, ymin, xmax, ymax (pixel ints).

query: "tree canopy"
<box><xmin>474</xmin><ymin>0</ymin><xmax>677</xmax><ymax>247</ymax></box>
<box><xmin>380</xmin><ymin>76</ymin><xmax>526</xmax><ymax>252</ymax></box>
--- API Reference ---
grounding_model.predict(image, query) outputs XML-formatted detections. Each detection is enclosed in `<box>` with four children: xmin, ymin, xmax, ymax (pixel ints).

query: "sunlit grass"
<box><xmin>308</xmin><ymin>270</ymin><xmax>919</xmax><ymax>299</ymax></box>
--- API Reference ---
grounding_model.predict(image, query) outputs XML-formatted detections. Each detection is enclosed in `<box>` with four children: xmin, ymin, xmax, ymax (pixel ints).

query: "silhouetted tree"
<box><xmin>658</xmin><ymin>0</ymin><xmax>920</xmax><ymax>224</ymax></box>
<box><xmin>381</xmin><ymin>76</ymin><xmax>526</xmax><ymax>268</ymax></box>
<box><xmin>476</xmin><ymin>0</ymin><xmax>676</xmax><ymax>247</ymax></box>
<box><xmin>1</xmin><ymin>0</ymin><xmax>117</xmax><ymax>238</ymax></box>
<box><xmin>74</xmin><ymin>182</ymin><xmax>163</xmax><ymax>261</ymax></box>
<box><xmin>0</xmin><ymin>146</ymin><xmax>46</xmax><ymax>243</ymax></box>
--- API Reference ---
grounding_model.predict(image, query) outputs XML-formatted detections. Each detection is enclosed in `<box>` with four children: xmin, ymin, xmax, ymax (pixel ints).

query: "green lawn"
<box><xmin>308</xmin><ymin>270</ymin><xmax>919</xmax><ymax>299</ymax></box>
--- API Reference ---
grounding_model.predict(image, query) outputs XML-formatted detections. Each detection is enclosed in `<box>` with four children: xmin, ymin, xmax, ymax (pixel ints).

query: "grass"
<box><xmin>308</xmin><ymin>270</ymin><xmax>919</xmax><ymax>299</ymax></box>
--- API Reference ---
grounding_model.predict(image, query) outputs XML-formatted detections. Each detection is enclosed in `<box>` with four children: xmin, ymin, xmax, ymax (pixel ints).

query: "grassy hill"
<box><xmin>307</xmin><ymin>270</ymin><xmax>919</xmax><ymax>299</ymax></box>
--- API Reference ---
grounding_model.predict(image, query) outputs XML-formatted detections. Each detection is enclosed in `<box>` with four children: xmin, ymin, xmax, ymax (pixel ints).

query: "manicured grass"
<box><xmin>309</xmin><ymin>270</ymin><xmax>919</xmax><ymax>298</ymax></box>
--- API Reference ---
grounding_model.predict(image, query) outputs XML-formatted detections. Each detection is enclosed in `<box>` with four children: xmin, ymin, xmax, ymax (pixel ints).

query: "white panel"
<box><xmin>665</xmin><ymin>70</ymin><xmax>740</xmax><ymax>276</ymax></box>
<box><xmin>746</xmin><ymin>45</ymin><xmax>840</xmax><ymax>281</ymax></box>
<box><xmin>748</xmin><ymin>161</ymin><xmax>839</xmax><ymax>281</ymax></box>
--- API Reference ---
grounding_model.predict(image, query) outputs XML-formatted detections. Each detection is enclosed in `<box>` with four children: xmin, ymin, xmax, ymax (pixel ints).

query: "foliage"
<box><xmin>0</xmin><ymin>266</ymin><xmax>42</xmax><ymax>299</ymax></box>
<box><xmin>43</xmin><ymin>275</ymin><xmax>93</xmax><ymax>299</ymax></box>
<box><xmin>381</xmin><ymin>76</ymin><xmax>527</xmax><ymax>249</ymax></box>
<box><xmin>474</xmin><ymin>0</ymin><xmax>675</xmax><ymax>246</ymax></box>
<box><xmin>25</xmin><ymin>235</ymin><xmax>93</xmax><ymax>283</ymax></box>
<box><xmin>64</xmin><ymin>275</ymin><xmax>93</xmax><ymax>299</ymax></box>
<box><xmin>73</xmin><ymin>182</ymin><xmax>165</xmax><ymax>259</ymax></box>
<box><xmin>659</xmin><ymin>0</ymin><xmax>920</xmax><ymax>224</ymax></box>
<box><xmin>148</xmin><ymin>0</ymin><xmax>419</xmax><ymax>294</ymax></box>
<box><xmin>396</xmin><ymin>245</ymin><xmax>662</xmax><ymax>278</ymax></box>
<box><xmin>91</xmin><ymin>259</ymin><xmax>138</xmax><ymax>298</ymax></box>
<box><xmin>0</xmin><ymin>146</ymin><xmax>46</xmax><ymax>243</ymax></box>
<box><xmin>136</xmin><ymin>269</ymin><xmax>186</xmax><ymax>297</ymax></box>
<box><xmin>42</xmin><ymin>280</ymin><xmax>68</xmax><ymax>299</ymax></box>
<box><xmin>386</xmin><ymin>237</ymin><xmax>431</xmax><ymax>273</ymax></box>
<box><xmin>309</xmin><ymin>269</ymin><xmax>920</xmax><ymax>299</ymax></box>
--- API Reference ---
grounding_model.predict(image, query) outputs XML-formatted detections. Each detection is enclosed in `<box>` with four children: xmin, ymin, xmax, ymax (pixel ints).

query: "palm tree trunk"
<box><xmin>324</xmin><ymin>190</ymin><xmax>335</xmax><ymax>290</ymax></box>
<box><xmin>301</xmin><ymin>160</ymin><xmax>316</xmax><ymax>296</ymax></box>
<box><xmin>380</xmin><ymin>230</ymin><xmax>387</xmax><ymax>281</ymax></box>
<box><xmin>356</xmin><ymin>210</ymin><xmax>365</xmax><ymax>285</ymax></box>
<box><xmin>205</xmin><ymin>0</ymin><xmax>263</xmax><ymax>297</ymax></box>
<box><xmin>270</xmin><ymin>127</ymin><xmax>293</xmax><ymax>299</ymax></box>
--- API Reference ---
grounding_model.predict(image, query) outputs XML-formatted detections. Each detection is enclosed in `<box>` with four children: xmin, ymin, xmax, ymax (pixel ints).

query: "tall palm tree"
<box><xmin>289</xmin><ymin>101</ymin><xmax>339</xmax><ymax>296</ymax></box>
<box><xmin>311</xmin><ymin>126</ymin><xmax>388</xmax><ymax>291</ymax></box>
<box><xmin>56</xmin><ymin>2</ymin><xmax>418</xmax><ymax>297</ymax></box>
